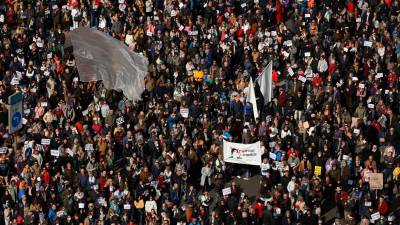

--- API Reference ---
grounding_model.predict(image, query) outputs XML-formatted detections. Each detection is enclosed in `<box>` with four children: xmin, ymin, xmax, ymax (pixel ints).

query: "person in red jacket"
<box><xmin>377</xmin><ymin>196</ymin><xmax>389</xmax><ymax>216</ymax></box>
<box><xmin>254</xmin><ymin>199</ymin><xmax>264</xmax><ymax>222</ymax></box>
<box><xmin>334</xmin><ymin>186</ymin><xmax>348</xmax><ymax>218</ymax></box>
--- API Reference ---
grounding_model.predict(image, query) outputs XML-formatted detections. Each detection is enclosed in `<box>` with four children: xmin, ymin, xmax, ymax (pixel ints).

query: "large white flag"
<box><xmin>223</xmin><ymin>140</ymin><xmax>262</xmax><ymax>166</ymax></box>
<box><xmin>70</xmin><ymin>27</ymin><xmax>148</xmax><ymax>102</ymax></box>
<box><xmin>246</xmin><ymin>77</ymin><xmax>259</xmax><ymax>120</ymax></box>
<box><xmin>256</xmin><ymin>61</ymin><xmax>273</xmax><ymax>104</ymax></box>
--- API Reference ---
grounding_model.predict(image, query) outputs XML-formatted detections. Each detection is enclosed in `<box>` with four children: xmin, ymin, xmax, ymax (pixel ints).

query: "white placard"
<box><xmin>146</xmin><ymin>31</ymin><xmax>152</xmax><ymax>37</ymax></box>
<box><xmin>353</xmin><ymin>129</ymin><xmax>360</xmax><ymax>134</ymax></box>
<box><xmin>356</xmin><ymin>18</ymin><xmax>361</xmax><ymax>23</ymax></box>
<box><xmin>343</xmin><ymin>47</ymin><xmax>348</xmax><ymax>52</ymax></box>
<box><xmin>190</xmin><ymin>30</ymin><xmax>198</xmax><ymax>36</ymax></box>
<box><xmin>180</xmin><ymin>108</ymin><xmax>189</xmax><ymax>118</ymax></box>
<box><xmin>269</xmin><ymin>141</ymin><xmax>275</xmax><ymax>148</ymax></box>
<box><xmin>56</xmin><ymin>211</ymin><xmax>64</xmax><ymax>217</ymax></box>
<box><xmin>41</xmin><ymin>139</ymin><xmax>51</xmax><ymax>145</ymax></box>
<box><xmin>179</xmin><ymin>25</ymin><xmax>184</xmax><ymax>31</ymax></box>
<box><xmin>365</xmin><ymin>201</ymin><xmax>372</xmax><ymax>207</ymax></box>
<box><xmin>343</xmin><ymin>155</ymin><xmax>349</xmax><ymax>160</ymax></box>
<box><xmin>288</xmin><ymin>67</ymin><xmax>294</xmax><ymax>76</ymax></box>
<box><xmin>222</xmin><ymin>187</ymin><xmax>232</xmax><ymax>196</ymax></box>
<box><xmin>348</xmin><ymin>180</ymin><xmax>353</xmax><ymax>185</ymax></box>
<box><xmin>79</xmin><ymin>203</ymin><xmax>85</xmax><ymax>208</ymax></box>
<box><xmin>298</xmin><ymin>76</ymin><xmax>307</xmax><ymax>83</ymax></box>
<box><xmin>41</xmin><ymin>102</ymin><xmax>48</xmax><ymax>107</ymax></box>
<box><xmin>0</xmin><ymin>147</ymin><xmax>7</xmax><ymax>154</ymax></box>
<box><xmin>271</xmin><ymin>31</ymin><xmax>277</xmax><ymax>36</ymax></box>
<box><xmin>254</xmin><ymin>0</ymin><xmax>259</xmax><ymax>3</ymax></box>
<box><xmin>241</xmin><ymin>3</ymin><xmax>246</xmax><ymax>8</ymax></box>
<box><xmin>24</xmin><ymin>109</ymin><xmax>30</xmax><ymax>114</ymax></box>
<box><xmin>290</xmin><ymin>163</ymin><xmax>296</xmax><ymax>167</ymax></box>
<box><xmin>305</xmin><ymin>52</ymin><xmax>311</xmax><ymax>57</ymax></box>
<box><xmin>124</xmin><ymin>204</ymin><xmax>131</xmax><ymax>209</ymax></box>
<box><xmin>371</xmin><ymin>212</ymin><xmax>380</xmax><ymax>221</ymax></box>
<box><xmin>368</xmin><ymin>104</ymin><xmax>374</xmax><ymax>109</ymax></box>
<box><xmin>359</xmin><ymin>83</ymin><xmax>365</xmax><ymax>88</ymax></box>
<box><xmin>376</xmin><ymin>73</ymin><xmax>383</xmax><ymax>79</ymax></box>
<box><xmin>284</xmin><ymin>40</ymin><xmax>292</xmax><ymax>46</ymax></box>
<box><xmin>352</xmin><ymin>77</ymin><xmax>358</xmax><ymax>81</ymax></box>
<box><xmin>50</xmin><ymin>149</ymin><xmax>59</xmax><ymax>157</ymax></box>
<box><xmin>116</xmin><ymin>116</ymin><xmax>125</xmax><ymax>125</ymax></box>
<box><xmin>85</xmin><ymin>144</ymin><xmax>94</xmax><ymax>151</ymax></box>
<box><xmin>364</xmin><ymin>41</ymin><xmax>372</xmax><ymax>47</ymax></box>
<box><xmin>305</xmin><ymin>14</ymin><xmax>310</xmax><ymax>18</ymax></box>
<box><xmin>11</xmin><ymin>77</ymin><xmax>19</xmax><ymax>85</ymax></box>
<box><xmin>269</xmin><ymin>152</ymin><xmax>276</xmax><ymax>160</ymax></box>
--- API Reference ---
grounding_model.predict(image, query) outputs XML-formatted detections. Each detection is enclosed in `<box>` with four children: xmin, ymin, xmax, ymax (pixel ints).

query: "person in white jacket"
<box><xmin>145</xmin><ymin>196</ymin><xmax>157</xmax><ymax>213</ymax></box>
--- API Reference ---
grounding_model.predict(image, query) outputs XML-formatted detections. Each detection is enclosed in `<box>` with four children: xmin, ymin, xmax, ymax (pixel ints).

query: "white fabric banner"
<box><xmin>246</xmin><ymin>77</ymin><xmax>259</xmax><ymax>120</ymax></box>
<box><xmin>70</xmin><ymin>27</ymin><xmax>148</xmax><ymax>102</ymax></box>
<box><xmin>257</xmin><ymin>61</ymin><xmax>273</xmax><ymax>104</ymax></box>
<box><xmin>223</xmin><ymin>140</ymin><xmax>261</xmax><ymax>166</ymax></box>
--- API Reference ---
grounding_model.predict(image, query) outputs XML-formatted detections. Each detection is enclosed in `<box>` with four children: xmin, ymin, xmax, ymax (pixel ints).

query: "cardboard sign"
<box><xmin>371</xmin><ymin>212</ymin><xmax>380</xmax><ymax>221</ymax></box>
<box><xmin>124</xmin><ymin>204</ymin><xmax>131</xmax><ymax>209</ymax></box>
<box><xmin>0</xmin><ymin>147</ymin><xmax>7</xmax><ymax>154</ymax></box>
<box><xmin>222</xmin><ymin>187</ymin><xmax>232</xmax><ymax>196</ymax></box>
<box><xmin>180</xmin><ymin>108</ymin><xmax>189</xmax><ymax>118</ymax></box>
<box><xmin>269</xmin><ymin>152</ymin><xmax>276</xmax><ymax>160</ymax></box>
<box><xmin>368</xmin><ymin>173</ymin><xmax>383</xmax><ymax>190</ymax></box>
<box><xmin>116</xmin><ymin>116</ymin><xmax>125</xmax><ymax>125</ymax></box>
<box><xmin>41</xmin><ymin>139</ymin><xmax>51</xmax><ymax>145</ymax></box>
<box><xmin>50</xmin><ymin>149</ymin><xmax>59</xmax><ymax>157</ymax></box>
<box><xmin>314</xmin><ymin>166</ymin><xmax>322</xmax><ymax>176</ymax></box>
<box><xmin>85</xmin><ymin>144</ymin><xmax>94</xmax><ymax>151</ymax></box>
<box><xmin>78</xmin><ymin>203</ymin><xmax>85</xmax><ymax>209</ymax></box>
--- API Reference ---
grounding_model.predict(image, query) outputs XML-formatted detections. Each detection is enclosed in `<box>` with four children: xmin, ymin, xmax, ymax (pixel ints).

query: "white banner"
<box><xmin>223</xmin><ymin>140</ymin><xmax>261</xmax><ymax>166</ymax></box>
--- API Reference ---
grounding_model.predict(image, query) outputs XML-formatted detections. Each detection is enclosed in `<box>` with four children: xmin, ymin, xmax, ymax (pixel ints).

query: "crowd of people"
<box><xmin>1</xmin><ymin>0</ymin><xmax>400</xmax><ymax>224</ymax></box>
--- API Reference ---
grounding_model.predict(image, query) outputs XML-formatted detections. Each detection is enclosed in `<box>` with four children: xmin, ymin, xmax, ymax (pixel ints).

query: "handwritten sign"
<box><xmin>41</xmin><ymin>139</ymin><xmax>51</xmax><ymax>145</ymax></box>
<box><xmin>222</xmin><ymin>187</ymin><xmax>232</xmax><ymax>196</ymax></box>
<box><xmin>364</xmin><ymin>41</ymin><xmax>372</xmax><ymax>47</ymax></box>
<box><xmin>0</xmin><ymin>147</ymin><xmax>7</xmax><ymax>154</ymax></box>
<box><xmin>180</xmin><ymin>108</ymin><xmax>189</xmax><ymax>118</ymax></box>
<box><xmin>85</xmin><ymin>144</ymin><xmax>94</xmax><ymax>151</ymax></box>
<box><xmin>314</xmin><ymin>166</ymin><xmax>322</xmax><ymax>176</ymax></box>
<box><xmin>50</xmin><ymin>149</ymin><xmax>59</xmax><ymax>157</ymax></box>
<box><xmin>298</xmin><ymin>76</ymin><xmax>306</xmax><ymax>83</ymax></box>
<box><xmin>368</xmin><ymin>173</ymin><xmax>383</xmax><ymax>190</ymax></box>
<box><xmin>371</xmin><ymin>212</ymin><xmax>380</xmax><ymax>221</ymax></box>
<box><xmin>116</xmin><ymin>116</ymin><xmax>125</xmax><ymax>125</ymax></box>
<box><xmin>269</xmin><ymin>152</ymin><xmax>276</xmax><ymax>160</ymax></box>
